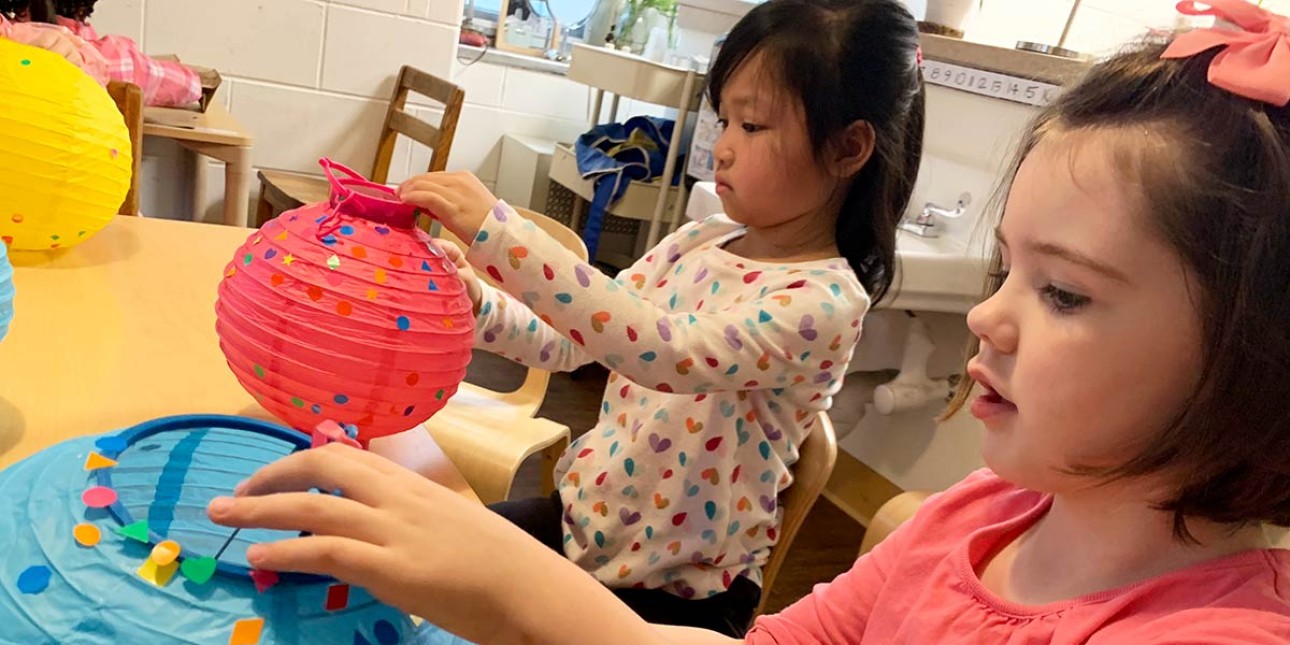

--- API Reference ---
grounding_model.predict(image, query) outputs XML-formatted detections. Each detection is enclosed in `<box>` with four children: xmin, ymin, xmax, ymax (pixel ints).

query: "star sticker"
<box><xmin>283</xmin><ymin>254</ymin><xmax>295</xmax><ymax>266</ymax></box>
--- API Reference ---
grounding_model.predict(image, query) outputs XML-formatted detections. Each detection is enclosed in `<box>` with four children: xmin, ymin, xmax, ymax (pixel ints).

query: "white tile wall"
<box><xmin>90</xmin><ymin>0</ymin><xmax>594</xmax><ymax>219</ymax></box>
<box><xmin>321</xmin><ymin>5</ymin><xmax>457</xmax><ymax>98</ymax></box>
<box><xmin>145</xmin><ymin>0</ymin><xmax>327</xmax><ymax>87</ymax></box>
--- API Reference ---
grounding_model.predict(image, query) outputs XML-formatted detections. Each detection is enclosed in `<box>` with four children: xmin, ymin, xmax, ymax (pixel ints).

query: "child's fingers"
<box><xmin>206</xmin><ymin>491</ymin><xmax>388</xmax><ymax>543</ymax></box>
<box><xmin>397</xmin><ymin>175</ymin><xmax>452</xmax><ymax>200</ymax></box>
<box><xmin>399</xmin><ymin>190</ymin><xmax>456</xmax><ymax>217</ymax></box>
<box><xmin>435</xmin><ymin>239</ymin><xmax>469</xmax><ymax>267</ymax></box>
<box><xmin>245</xmin><ymin>534</ymin><xmax>389</xmax><ymax>587</ymax></box>
<box><xmin>233</xmin><ymin>443</ymin><xmax>395</xmax><ymax>502</ymax></box>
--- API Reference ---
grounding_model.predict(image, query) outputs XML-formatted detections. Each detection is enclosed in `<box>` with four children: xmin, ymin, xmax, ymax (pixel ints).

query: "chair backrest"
<box><xmin>755</xmin><ymin>412</ymin><xmax>839</xmax><ymax>617</ymax></box>
<box><xmin>106</xmin><ymin>81</ymin><xmax>143</xmax><ymax>216</ymax></box>
<box><xmin>437</xmin><ymin>207</ymin><xmax>588</xmax><ymax>407</ymax></box>
<box><xmin>371</xmin><ymin>65</ymin><xmax>466</xmax><ymax>185</ymax></box>
<box><xmin>858</xmin><ymin>490</ymin><xmax>931</xmax><ymax>557</ymax></box>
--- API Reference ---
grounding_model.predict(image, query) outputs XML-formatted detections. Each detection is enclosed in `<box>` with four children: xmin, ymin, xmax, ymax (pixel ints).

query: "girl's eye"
<box><xmin>716</xmin><ymin>118</ymin><xmax>729</xmax><ymax>130</ymax></box>
<box><xmin>742</xmin><ymin>123</ymin><xmax>764</xmax><ymax>133</ymax></box>
<box><xmin>1040</xmin><ymin>284</ymin><xmax>1090</xmax><ymax>313</ymax></box>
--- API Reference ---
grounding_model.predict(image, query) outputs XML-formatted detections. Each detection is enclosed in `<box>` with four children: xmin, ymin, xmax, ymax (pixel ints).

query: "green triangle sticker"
<box><xmin>116</xmin><ymin>520</ymin><xmax>150</xmax><ymax>543</ymax></box>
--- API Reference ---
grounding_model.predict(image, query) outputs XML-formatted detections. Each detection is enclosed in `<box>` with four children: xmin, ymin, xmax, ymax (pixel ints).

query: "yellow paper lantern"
<box><xmin>0</xmin><ymin>38</ymin><xmax>131</xmax><ymax>251</ymax></box>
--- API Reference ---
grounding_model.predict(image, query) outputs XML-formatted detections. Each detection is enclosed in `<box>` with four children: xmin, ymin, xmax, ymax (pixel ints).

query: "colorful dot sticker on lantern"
<box><xmin>151</xmin><ymin>540</ymin><xmax>182</xmax><ymax>566</ymax></box>
<box><xmin>372</xmin><ymin>620</ymin><xmax>400</xmax><ymax>644</ymax></box>
<box><xmin>181</xmin><ymin>556</ymin><xmax>218</xmax><ymax>585</ymax></box>
<box><xmin>116</xmin><ymin>519</ymin><xmax>151</xmax><ymax>543</ymax></box>
<box><xmin>16</xmin><ymin>565</ymin><xmax>51</xmax><ymax>594</ymax></box>
<box><xmin>81</xmin><ymin>485</ymin><xmax>117</xmax><ymax>508</ymax></box>
<box><xmin>325</xmin><ymin>583</ymin><xmax>350</xmax><ymax>611</ymax></box>
<box><xmin>83</xmin><ymin>452</ymin><xmax>117</xmax><ymax>470</ymax></box>
<box><xmin>137</xmin><ymin>557</ymin><xmax>179</xmax><ymax>587</ymax></box>
<box><xmin>250</xmin><ymin>569</ymin><xmax>279</xmax><ymax>594</ymax></box>
<box><xmin>94</xmin><ymin>435</ymin><xmax>127</xmax><ymax>453</ymax></box>
<box><xmin>73</xmin><ymin>523</ymin><xmax>101</xmax><ymax>547</ymax></box>
<box><xmin>229</xmin><ymin>617</ymin><xmax>264</xmax><ymax>645</ymax></box>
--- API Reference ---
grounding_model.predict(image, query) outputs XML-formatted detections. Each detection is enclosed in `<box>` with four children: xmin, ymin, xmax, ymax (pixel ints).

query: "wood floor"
<box><xmin>464</xmin><ymin>351</ymin><xmax>864</xmax><ymax>615</ymax></box>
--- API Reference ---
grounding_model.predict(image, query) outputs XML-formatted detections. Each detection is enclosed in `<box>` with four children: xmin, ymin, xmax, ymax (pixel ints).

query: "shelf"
<box><xmin>548</xmin><ymin>142</ymin><xmax>684</xmax><ymax>223</ymax></box>
<box><xmin>567</xmin><ymin>44</ymin><xmax>705</xmax><ymax>111</ymax></box>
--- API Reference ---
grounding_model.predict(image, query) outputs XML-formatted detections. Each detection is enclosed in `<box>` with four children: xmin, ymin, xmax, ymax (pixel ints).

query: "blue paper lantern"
<box><xmin>0</xmin><ymin>240</ymin><xmax>13</xmax><ymax>342</ymax></box>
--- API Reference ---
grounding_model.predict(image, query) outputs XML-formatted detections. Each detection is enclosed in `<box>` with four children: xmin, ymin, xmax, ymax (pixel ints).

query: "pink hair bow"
<box><xmin>1161</xmin><ymin>0</ymin><xmax>1290</xmax><ymax>106</ymax></box>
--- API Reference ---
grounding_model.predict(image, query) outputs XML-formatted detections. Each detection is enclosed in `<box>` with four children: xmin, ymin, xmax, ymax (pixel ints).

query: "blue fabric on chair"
<box><xmin>574</xmin><ymin>116</ymin><xmax>679</xmax><ymax>260</ymax></box>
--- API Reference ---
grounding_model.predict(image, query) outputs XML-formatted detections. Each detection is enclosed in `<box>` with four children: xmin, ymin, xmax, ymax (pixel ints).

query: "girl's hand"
<box><xmin>438</xmin><ymin>239</ymin><xmax>483</xmax><ymax>315</ymax></box>
<box><xmin>206</xmin><ymin>443</ymin><xmax>565</xmax><ymax>643</ymax></box>
<box><xmin>398</xmin><ymin>172</ymin><xmax>497</xmax><ymax>245</ymax></box>
<box><xmin>207</xmin><ymin>444</ymin><xmax>665</xmax><ymax>645</ymax></box>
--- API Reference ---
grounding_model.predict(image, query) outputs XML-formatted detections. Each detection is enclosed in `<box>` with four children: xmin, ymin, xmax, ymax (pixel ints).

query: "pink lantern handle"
<box><xmin>318</xmin><ymin>158</ymin><xmax>421</xmax><ymax>230</ymax></box>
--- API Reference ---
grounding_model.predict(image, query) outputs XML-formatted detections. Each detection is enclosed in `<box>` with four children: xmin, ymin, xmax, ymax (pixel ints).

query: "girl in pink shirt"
<box><xmin>50</xmin><ymin>0</ymin><xmax>201</xmax><ymax>107</ymax></box>
<box><xmin>3</xmin><ymin>0</ymin><xmax>199</xmax><ymax>106</ymax></box>
<box><xmin>0</xmin><ymin>5</ymin><xmax>105</xmax><ymax>83</ymax></box>
<box><xmin>207</xmin><ymin>1</ymin><xmax>1290</xmax><ymax>643</ymax></box>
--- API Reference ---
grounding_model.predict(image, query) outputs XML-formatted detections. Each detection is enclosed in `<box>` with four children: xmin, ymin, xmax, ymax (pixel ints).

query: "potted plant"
<box><xmin>613</xmin><ymin>0</ymin><xmax>678</xmax><ymax>54</ymax></box>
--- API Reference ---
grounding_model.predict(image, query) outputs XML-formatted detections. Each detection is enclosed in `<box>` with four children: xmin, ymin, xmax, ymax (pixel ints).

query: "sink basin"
<box><xmin>684</xmin><ymin>181</ymin><xmax>989</xmax><ymax>313</ymax></box>
<box><xmin>886</xmin><ymin>230</ymin><xmax>990</xmax><ymax>314</ymax></box>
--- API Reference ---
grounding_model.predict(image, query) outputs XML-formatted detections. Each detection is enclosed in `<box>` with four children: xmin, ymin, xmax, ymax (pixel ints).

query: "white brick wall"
<box><xmin>91</xmin><ymin>0</ymin><xmax>591</xmax><ymax>222</ymax></box>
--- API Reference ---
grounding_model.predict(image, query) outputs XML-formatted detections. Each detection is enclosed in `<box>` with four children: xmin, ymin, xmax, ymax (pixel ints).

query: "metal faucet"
<box><xmin>899</xmin><ymin>192</ymin><xmax>971</xmax><ymax>238</ymax></box>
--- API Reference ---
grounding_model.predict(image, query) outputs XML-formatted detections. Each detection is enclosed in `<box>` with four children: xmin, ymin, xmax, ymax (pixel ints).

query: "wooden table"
<box><xmin>143</xmin><ymin>102</ymin><xmax>254</xmax><ymax>228</ymax></box>
<box><xmin>0</xmin><ymin>217</ymin><xmax>477</xmax><ymax>502</ymax></box>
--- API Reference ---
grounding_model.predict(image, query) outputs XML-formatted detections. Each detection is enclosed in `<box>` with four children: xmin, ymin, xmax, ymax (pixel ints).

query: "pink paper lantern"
<box><xmin>215</xmin><ymin>159</ymin><xmax>474</xmax><ymax>444</ymax></box>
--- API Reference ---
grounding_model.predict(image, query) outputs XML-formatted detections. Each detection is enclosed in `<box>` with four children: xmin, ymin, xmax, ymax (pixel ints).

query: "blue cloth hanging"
<box><xmin>574</xmin><ymin>116</ymin><xmax>680</xmax><ymax>260</ymax></box>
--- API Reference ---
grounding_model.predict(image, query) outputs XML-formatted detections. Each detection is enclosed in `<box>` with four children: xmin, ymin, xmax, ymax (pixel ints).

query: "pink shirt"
<box><xmin>56</xmin><ymin>17</ymin><xmax>200</xmax><ymax>107</ymax></box>
<box><xmin>0</xmin><ymin>14</ymin><xmax>107</xmax><ymax>84</ymax></box>
<box><xmin>748</xmin><ymin>470</ymin><xmax>1290</xmax><ymax>644</ymax></box>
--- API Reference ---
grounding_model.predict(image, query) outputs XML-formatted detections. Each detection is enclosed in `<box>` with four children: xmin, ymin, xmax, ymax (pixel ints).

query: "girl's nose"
<box><xmin>967</xmin><ymin>284</ymin><xmax>1018</xmax><ymax>355</ymax></box>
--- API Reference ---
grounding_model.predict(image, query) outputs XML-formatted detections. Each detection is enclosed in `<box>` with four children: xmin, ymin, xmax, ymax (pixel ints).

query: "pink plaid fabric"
<box><xmin>57</xmin><ymin>17</ymin><xmax>200</xmax><ymax>107</ymax></box>
<box><xmin>0</xmin><ymin>14</ymin><xmax>108</xmax><ymax>84</ymax></box>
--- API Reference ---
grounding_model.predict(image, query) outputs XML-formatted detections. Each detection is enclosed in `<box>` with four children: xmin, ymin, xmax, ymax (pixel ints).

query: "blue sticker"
<box><xmin>94</xmin><ymin>436</ymin><xmax>127</xmax><ymax>455</ymax></box>
<box><xmin>373</xmin><ymin>620</ymin><xmax>399</xmax><ymax>645</ymax></box>
<box><xmin>17</xmin><ymin>566</ymin><xmax>51</xmax><ymax>594</ymax></box>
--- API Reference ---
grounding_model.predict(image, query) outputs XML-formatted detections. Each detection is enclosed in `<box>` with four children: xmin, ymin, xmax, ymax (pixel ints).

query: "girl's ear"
<box><xmin>831</xmin><ymin>120</ymin><xmax>876</xmax><ymax>179</ymax></box>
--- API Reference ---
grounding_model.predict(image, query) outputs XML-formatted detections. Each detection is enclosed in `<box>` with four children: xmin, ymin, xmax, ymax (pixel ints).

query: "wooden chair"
<box><xmin>106</xmin><ymin>81</ymin><xmax>143</xmax><ymax>216</ymax></box>
<box><xmin>754</xmin><ymin>412</ymin><xmax>839</xmax><ymax>618</ymax></box>
<box><xmin>427</xmin><ymin>206</ymin><xmax>587</xmax><ymax>504</ymax></box>
<box><xmin>858</xmin><ymin>490</ymin><xmax>932</xmax><ymax>557</ymax></box>
<box><xmin>254</xmin><ymin>65</ymin><xmax>465</xmax><ymax>228</ymax></box>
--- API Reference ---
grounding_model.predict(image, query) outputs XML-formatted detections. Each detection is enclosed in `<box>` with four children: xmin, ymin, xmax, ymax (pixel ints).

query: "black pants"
<box><xmin>488</xmin><ymin>493</ymin><xmax>761</xmax><ymax>637</ymax></box>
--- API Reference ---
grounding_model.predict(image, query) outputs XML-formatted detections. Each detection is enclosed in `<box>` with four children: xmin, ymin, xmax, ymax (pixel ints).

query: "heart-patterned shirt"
<box><xmin>468</xmin><ymin>203</ymin><xmax>869</xmax><ymax>599</ymax></box>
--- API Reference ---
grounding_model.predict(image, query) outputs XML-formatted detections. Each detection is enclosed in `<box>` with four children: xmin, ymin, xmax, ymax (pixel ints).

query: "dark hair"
<box><xmin>706</xmin><ymin>0</ymin><xmax>925</xmax><ymax>303</ymax></box>
<box><xmin>52</xmin><ymin>0</ymin><xmax>93</xmax><ymax>21</ymax></box>
<box><xmin>0</xmin><ymin>0</ymin><xmax>54</xmax><ymax>22</ymax></box>
<box><xmin>946</xmin><ymin>40</ymin><xmax>1290</xmax><ymax>537</ymax></box>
